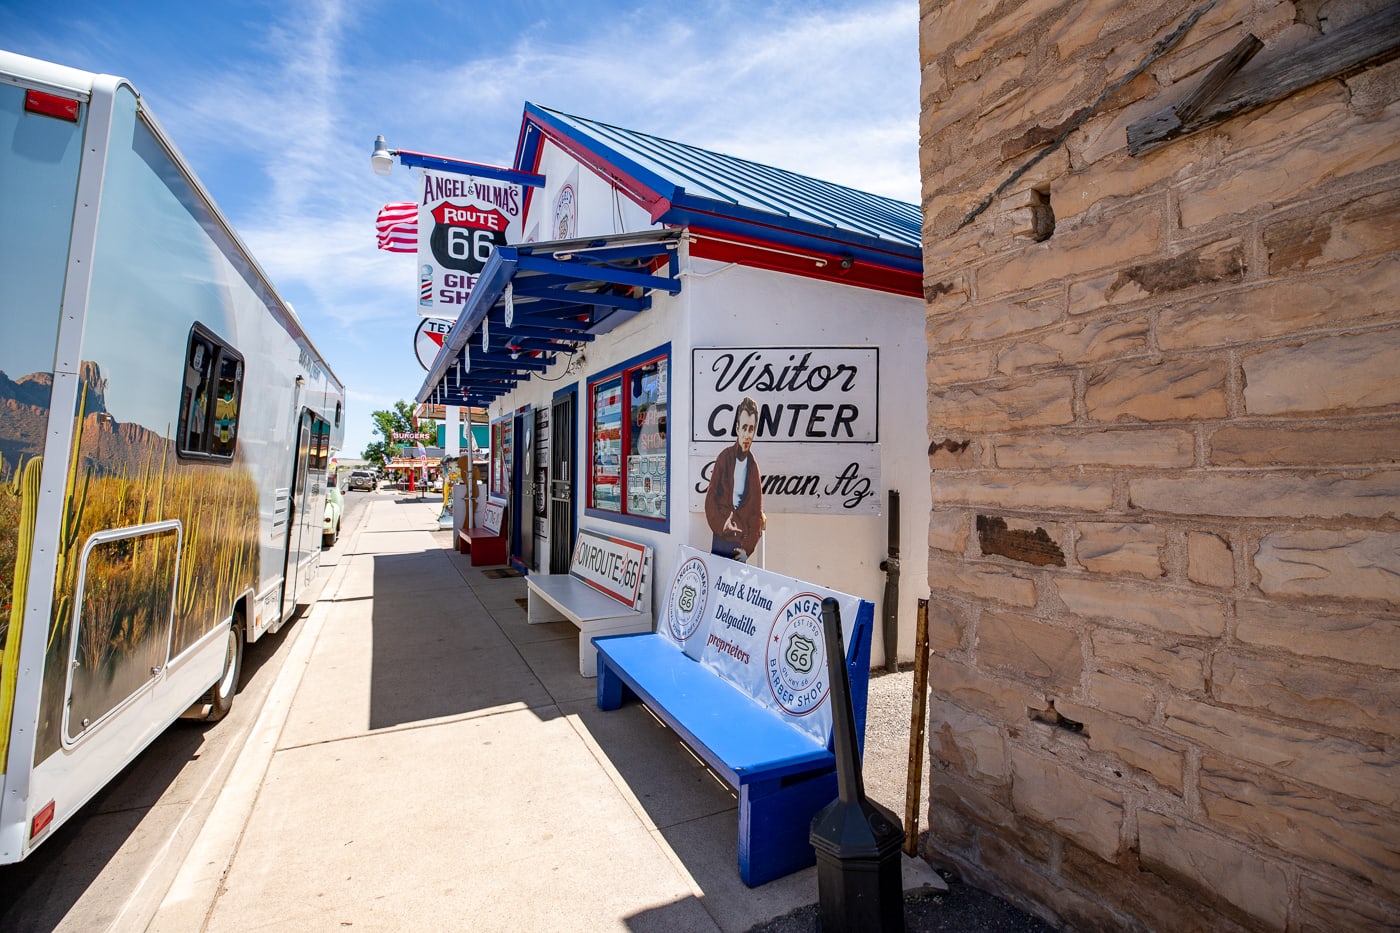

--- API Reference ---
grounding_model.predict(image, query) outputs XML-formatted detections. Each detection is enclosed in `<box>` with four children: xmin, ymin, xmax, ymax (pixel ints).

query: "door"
<box><xmin>280</xmin><ymin>411</ymin><xmax>313</xmax><ymax>619</ymax></box>
<box><xmin>548</xmin><ymin>390</ymin><xmax>577</xmax><ymax>574</ymax></box>
<box><xmin>514</xmin><ymin>408</ymin><xmax>533</xmax><ymax>568</ymax></box>
<box><xmin>531</xmin><ymin>406</ymin><xmax>549</xmax><ymax>572</ymax></box>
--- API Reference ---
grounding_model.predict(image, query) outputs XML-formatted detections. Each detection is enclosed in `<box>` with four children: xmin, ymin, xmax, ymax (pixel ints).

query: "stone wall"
<box><xmin>917</xmin><ymin>1</ymin><xmax>1399</xmax><ymax>929</ymax></box>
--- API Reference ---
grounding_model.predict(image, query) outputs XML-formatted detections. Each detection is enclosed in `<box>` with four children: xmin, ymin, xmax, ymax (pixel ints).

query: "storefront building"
<box><xmin>417</xmin><ymin>104</ymin><xmax>928</xmax><ymax>665</ymax></box>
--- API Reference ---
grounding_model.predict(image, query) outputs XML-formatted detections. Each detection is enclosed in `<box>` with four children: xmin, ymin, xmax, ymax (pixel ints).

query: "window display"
<box><xmin>588</xmin><ymin>349</ymin><xmax>668</xmax><ymax>524</ymax></box>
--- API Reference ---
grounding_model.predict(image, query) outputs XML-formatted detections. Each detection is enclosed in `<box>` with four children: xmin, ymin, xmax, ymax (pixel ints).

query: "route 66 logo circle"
<box><xmin>766</xmin><ymin>593</ymin><xmax>829</xmax><ymax>715</ymax></box>
<box><xmin>666</xmin><ymin>557</ymin><xmax>708</xmax><ymax>643</ymax></box>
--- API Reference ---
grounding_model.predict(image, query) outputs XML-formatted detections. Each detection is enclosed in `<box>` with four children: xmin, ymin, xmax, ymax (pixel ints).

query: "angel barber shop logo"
<box><xmin>767</xmin><ymin>593</ymin><xmax>829</xmax><ymax>715</ymax></box>
<box><xmin>666</xmin><ymin>557</ymin><xmax>709</xmax><ymax>642</ymax></box>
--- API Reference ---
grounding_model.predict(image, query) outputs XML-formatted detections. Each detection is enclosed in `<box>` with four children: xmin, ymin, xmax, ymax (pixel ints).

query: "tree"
<box><xmin>362</xmin><ymin>400</ymin><xmax>418</xmax><ymax>465</ymax></box>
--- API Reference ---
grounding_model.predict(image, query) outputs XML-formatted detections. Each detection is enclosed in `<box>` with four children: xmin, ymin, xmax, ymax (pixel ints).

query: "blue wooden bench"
<box><xmin>594</xmin><ymin>548</ymin><xmax>873</xmax><ymax>887</ymax></box>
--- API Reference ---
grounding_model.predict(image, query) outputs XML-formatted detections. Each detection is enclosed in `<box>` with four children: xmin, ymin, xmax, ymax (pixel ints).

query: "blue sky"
<box><xmin>2</xmin><ymin>0</ymin><xmax>920</xmax><ymax>457</ymax></box>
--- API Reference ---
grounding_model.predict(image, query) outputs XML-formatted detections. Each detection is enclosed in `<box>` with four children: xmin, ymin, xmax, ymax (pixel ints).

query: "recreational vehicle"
<box><xmin>0</xmin><ymin>51</ymin><xmax>344</xmax><ymax>863</ymax></box>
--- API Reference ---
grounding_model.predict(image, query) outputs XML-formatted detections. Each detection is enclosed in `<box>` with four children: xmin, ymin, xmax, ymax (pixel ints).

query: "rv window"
<box><xmin>178</xmin><ymin>325</ymin><xmax>244</xmax><ymax>459</ymax></box>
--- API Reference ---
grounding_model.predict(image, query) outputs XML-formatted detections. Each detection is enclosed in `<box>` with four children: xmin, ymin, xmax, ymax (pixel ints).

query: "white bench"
<box><xmin>526</xmin><ymin>529</ymin><xmax>653</xmax><ymax>677</ymax></box>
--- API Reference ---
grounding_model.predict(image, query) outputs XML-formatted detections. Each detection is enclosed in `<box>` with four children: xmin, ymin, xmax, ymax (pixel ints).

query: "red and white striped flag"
<box><xmin>375</xmin><ymin>202</ymin><xmax>417</xmax><ymax>252</ymax></box>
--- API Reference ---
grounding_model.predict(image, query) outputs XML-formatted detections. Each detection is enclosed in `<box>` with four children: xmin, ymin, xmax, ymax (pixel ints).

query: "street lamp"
<box><xmin>371</xmin><ymin>134</ymin><xmax>396</xmax><ymax>176</ymax></box>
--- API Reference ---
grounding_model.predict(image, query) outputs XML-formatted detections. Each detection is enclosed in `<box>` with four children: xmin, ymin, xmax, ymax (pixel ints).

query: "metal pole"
<box><xmin>903</xmin><ymin>598</ymin><xmax>931</xmax><ymax>857</ymax></box>
<box><xmin>880</xmin><ymin>489</ymin><xmax>901</xmax><ymax>673</ymax></box>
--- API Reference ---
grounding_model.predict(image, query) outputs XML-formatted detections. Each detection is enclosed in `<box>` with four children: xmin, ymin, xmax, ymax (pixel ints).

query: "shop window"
<box><xmin>177</xmin><ymin>324</ymin><xmax>243</xmax><ymax>459</ymax></box>
<box><xmin>490</xmin><ymin>416</ymin><xmax>513</xmax><ymax>500</ymax></box>
<box><xmin>588</xmin><ymin>348</ymin><xmax>668</xmax><ymax>525</ymax></box>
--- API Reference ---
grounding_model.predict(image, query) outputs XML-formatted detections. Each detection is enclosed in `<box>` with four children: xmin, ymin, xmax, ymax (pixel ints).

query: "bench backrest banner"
<box><xmin>569</xmin><ymin>529</ymin><xmax>651</xmax><ymax>610</ymax></box>
<box><xmin>658</xmin><ymin>545</ymin><xmax>864</xmax><ymax>744</ymax></box>
<box><xmin>482</xmin><ymin>501</ymin><xmax>505</xmax><ymax>535</ymax></box>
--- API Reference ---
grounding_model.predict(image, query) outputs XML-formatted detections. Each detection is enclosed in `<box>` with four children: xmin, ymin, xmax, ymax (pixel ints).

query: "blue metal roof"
<box><xmin>517</xmin><ymin>104</ymin><xmax>922</xmax><ymax>254</ymax></box>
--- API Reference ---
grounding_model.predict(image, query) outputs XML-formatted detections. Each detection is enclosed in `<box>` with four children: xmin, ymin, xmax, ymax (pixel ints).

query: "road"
<box><xmin>0</xmin><ymin>489</ymin><xmax>371</xmax><ymax>933</ymax></box>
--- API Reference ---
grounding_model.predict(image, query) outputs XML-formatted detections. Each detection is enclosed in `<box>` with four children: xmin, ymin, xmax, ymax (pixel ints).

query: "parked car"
<box><xmin>347</xmin><ymin>469</ymin><xmax>377</xmax><ymax>491</ymax></box>
<box><xmin>323</xmin><ymin>479</ymin><xmax>343</xmax><ymax>548</ymax></box>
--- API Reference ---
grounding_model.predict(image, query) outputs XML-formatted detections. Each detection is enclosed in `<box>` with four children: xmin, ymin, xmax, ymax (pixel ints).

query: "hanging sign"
<box><xmin>414</xmin><ymin>317</ymin><xmax>454</xmax><ymax>369</ymax></box>
<box><xmin>658</xmin><ymin>545</ymin><xmax>865</xmax><ymax>743</ymax></box>
<box><xmin>417</xmin><ymin>168</ymin><xmax>525</xmax><ymax>317</ymax></box>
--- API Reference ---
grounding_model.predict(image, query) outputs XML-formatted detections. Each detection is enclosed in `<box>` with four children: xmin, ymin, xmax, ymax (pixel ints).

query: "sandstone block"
<box><xmin>1136</xmin><ymin>809</ymin><xmax>1290</xmax><ymax>930</ymax></box>
<box><xmin>931</xmin><ymin>470</ymin><xmax>1115</xmax><ymax>512</ymax></box>
<box><xmin>925</xmin><ymin>595</ymin><xmax>968</xmax><ymax>653</ymax></box>
<box><xmin>919</xmin><ymin>1</ymin><xmax>989</xmax><ymax>64</ymax></box>
<box><xmin>1129</xmin><ymin>470</ymin><xmax>1400</xmax><ymax>520</ymax></box>
<box><xmin>927</xmin><ymin>376</ymin><xmax>1075</xmax><ymax>432</ymax></box>
<box><xmin>1085</xmin><ymin>356</ymin><xmax>1229</xmax><ymax>423</ymax></box>
<box><xmin>1254</xmin><ymin>528</ymin><xmax>1400</xmax><ymax>601</ymax></box>
<box><xmin>977</xmin><ymin>201</ymin><xmax>1162</xmax><ymax>299</ymax></box>
<box><xmin>928</xmin><ymin>436</ymin><xmax>979</xmax><ymax>470</ymax></box>
<box><xmin>928</xmin><ymin>508</ymin><xmax>970</xmax><ymax>554</ymax></box>
<box><xmin>1087</xmin><ymin>669</ymin><xmax>1157</xmax><ymax>723</ymax></box>
<box><xmin>993</xmin><ymin>427</ymin><xmax>1195</xmax><ymax>469</ymax></box>
<box><xmin>927</xmin><ymin>653</ymin><xmax>1039</xmax><ymax>722</ymax></box>
<box><xmin>1244</xmin><ymin>329</ymin><xmax>1400</xmax><ymax>416</ymax></box>
<box><xmin>929</xmin><ymin>554</ymin><xmax>1039</xmax><ymax>607</ymax></box>
<box><xmin>995</xmin><ymin>314</ymin><xmax>1151</xmax><ymax>375</ymax></box>
<box><xmin>1009</xmin><ymin>747</ymin><xmax>1124</xmax><ymax>861</ymax></box>
<box><xmin>1298</xmin><ymin>873</ymin><xmax>1400</xmax><ymax>933</ymax></box>
<box><xmin>1213</xmin><ymin>650</ymin><xmax>1399</xmax><ymax>736</ymax></box>
<box><xmin>1264</xmin><ymin>187</ymin><xmax>1400</xmax><ymax>275</ymax></box>
<box><xmin>928</xmin><ymin>771</ymin><xmax>1018</xmax><ymax>833</ymax></box>
<box><xmin>1075</xmin><ymin>521</ymin><xmax>1165</xmax><ymax>578</ymax></box>
<box><xmin>1209</xmin><ymin>419</ymin><xmax>1400</xmax><ymax>468</ymax></box>
<box><xmin>1068</xmin><ymin>238</ymin><xmax>1244</xmax><ymax>312</ymax></box>
<box><xmin>929</xmin><ymin>706</ymin><xmax>1010</xmax><ymax>784</ymax></box>
<box><xmin>1058</xmin><ymin>575</ymin><xmax>1226</xmax><ymax>639</ymax></box>
<box><xmin>951</xmin><ymin>1</ymin><xmax>1044</xmax><ymax>69</ymax></box>
<box><xmin>1162</xmin><ymin>696</ymin><xmax>1399</xmax><ymax>808</ymax></box>
<box><xmin>1090</xmin><ymin>627</ymin><xmax>1207</xmax><ymax>692</ymax></box>
<box><xmin>1053</xmin><ymin>700</ymin><xmax>1185</xmax><ymax>791</ymax></box>
<box><xmin>1198</xmin><ymin>756</ymin><xmax>1400</xmax><ymax>892</ymax></box>
<box><xmin>976</xmin><ymin>610</ymin><xmax>1083</xmax><ymax>690</ymax></box>
<box><xmin>923</xmin><ymin>271</ymin><xmax>969</xmax><ymax>309</ymax></box>
<box><xmin>1235</xmin><ymin>599</ymin><xmax>1400</xmax><ymax>670</ymax></box>
<box><xmin>977</xmin><ymin>514</ymin><xmax>1066</xmax><ymax>567</ymax></box>
<box><xmin>1158</xmin><ymin>256</ymin><xmax>1396</xmax><ymax>349</ymax></box>
<box><xmin>1186</xmin><ymin>531</ymin><xmax>1234</xmax><ymax>588</ymax></box>
<box><xmin>928</xmin><ymin>345</ymin><xmax>997</xmax><ymax>383</ymax></box>
<box><xmin>928</xmin><ymin>290</ymin><xmax>1063</xmax><ymax>345</ymax></box>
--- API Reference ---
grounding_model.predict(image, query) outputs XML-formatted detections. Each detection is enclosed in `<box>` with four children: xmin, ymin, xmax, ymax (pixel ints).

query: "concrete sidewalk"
<box><xmin>149</xmin><ymin>492</ymin><xmax>838</xmax><ymax>932</ymax></box>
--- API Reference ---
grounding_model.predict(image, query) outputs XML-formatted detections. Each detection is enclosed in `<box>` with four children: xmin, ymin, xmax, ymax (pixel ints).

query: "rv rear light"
<box><xmin>25</xmin><ymin>89</ymin><xmax>80</xmax><ymax>122</ymax></box>
<box><xmin>31</xmin><ymin>800</ymin><xmax>56</xmax><ymax>839</ymax></box>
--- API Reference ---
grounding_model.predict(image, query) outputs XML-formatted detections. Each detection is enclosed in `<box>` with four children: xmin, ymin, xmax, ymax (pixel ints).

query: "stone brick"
<box><xmin>923</xmin><ymin>271</ymin><xmax>969</xmax><ymax>309</ymax></box>
<box><xmin>1158</xmin><ymin>256</ymin><xmax>1396</xmax><ymax>350</ymax></box>
<box><xmin>1244</xmin><ymin>329</ymin><xmax>1400</xmax><ymax>416</ymax></box>
<box><xmin>1087</xmin><ymin>669</ymin><xmax>1157</xmax><ymax>723</ymax></box>
<box><xmin>1264</xmin><ymin>187</ymin><xmax>1400</xmax><ymax>275</ymax></box>
<box><xmin>932</xmin><ymin>54</ymin><xmax>1031</xmax><ymax>133</ymax></box>
<box><xmin>1186</xmin><ymin>531</ymin><xmax>1234</xmax><ymax>588</ymax></box>
<box><xmin>1176</xmin><ymin>104</ymin><xmax>1399</xmax><ymax>231</ymax></box>
<box><xmin>969</xmin><ymin>66</ymin><xmax>1092</xmax><ymax>152</ymax></box>
<box><xmin>1068</xmin><ymin>238</ymin><xmax>1245</xmax><ymax>312</ymax></box>
<box><xmin>929</xmin><ymin>554</ymin><xmax>1038</xmax><ymax>607</ymax></box>
<box><xmin>977</xmin><ymin>514</ymin><xmax>1066</xmax><ymax>567</ymax></box>
<box><xmin>929</xmin><ymin>706</ymin><xmax>1010</xmax><ymax>784</ymax></box>
<box><xmin>1162</xmin><ymin>696</ymin><xmax>1400</xmax><ymax>808</ymax></box>
<box><xmin>927</xmin><ymin>376</ymin><xmax>1075</xmax><ymax>432</ymax></box>
<box><xmin>1059</xmin><ymin>575</ymin><xmax>1227</xmax><ymax>639</ymax></box>
<box><xmin>1091</xmin><ymin>627</ymin><xmax>1207</xmax><ymax>692</ymax></box>
<box><xmin>928</xmin><ymin>436</ymin><xmax>979</xmax><ymax>470</ymax></box>
<box><xmin>977</xmin><ymin>201</ymin><xmax>1163</xmax><ymax>299</ymax></box>
<box><xmin>993</xmin><ymin>427</ymin><xmax>1195</xmax><ymax>469</ymax></box>
<box><xmin>920</xmin><ymin>1</ymin><xmax>991</xmax><ymax>64</ymax></box>
<box><xmin>1235</xmin><ymin>599</ymin><xmax>1400</xmax><ymax>670</ymax></box>
<box><xmin>1053</xmin><ymin>701</ymin><xmax>1185</xmax><ymax>791</ymax></box>
<box><xmin>1075</xmin><ymin>521</ymin><xmax>1164</xmax><ymax>578</ymax></box>
<box><xmin>925</xmin><ymin>595</ymin><xmax>968</xmax><ymax>653</ymax></box>
<box><xmin>928</xmin><ymin>772</ymin><xmax>1018</xmax><ymax>834</ymax></box>
<box><xmin>1056</xmin><ymin>138</ymin><xmax>1190</xmax><ymax>225</ymax></box>
<box><xmin>1213</xmin><ymin>651</ymin><xmax>1399</xmax><ymax>736</ymax></box>
<box><xmin>1198</xmin><ymin>756</ymin><xmax>1400</xmax><ymax>891</ymax></box>
<box><xmin>928</xmin><ymin>345</ymin><xmax>997</xmax><ymax>383</ymax></box>
<box><xmin>931</xmin><ymin>470</ymin><xmax>1115</xmax><ymax>512</ymax></box>
<box><xmin>927</xmin><ymin>654</ymin><xmax>1039</xmax><ymax>722</ymax></box>
<box><xmin>1009</xmin><ymin>747</ymin><xmax>1124</xmax><ymax>860</ymax></box>
<box><xmin>1129</xmin><ymin>470</ymin><xmax>1400</xmax><ymax>520</ymax></box>
<box><xmin>1049</xmin><ymin>0</ymin><xmax>1144</xmax><ymax>59</ymax></box>
<box><xmin>1136</xmin><ymin>809</ymin><xmax>1290</xmax><ymax>930</ymax></box>
<box><xmin>928</xmin><ymin>508</ymin><xmax>969</xmax><ymax>554</ymax></box>
<box><xmin>1298</xmin><ymin>873</ymin><xmax>1400</xmax><ymax>933</ymax></box>
<box><xmin>1254</xmin><ymin>529</ymin><xmax>1400</xmax><ymax>601</ymax></box>
<box><xmin>976</xmin><ymin>610</ymin><xmax>1083</xmax><ymax>690</ymax></box>
<box><xmin>1209</xmin><ymin>419</ymin><xmax>1400</xmax><ymax>467</ymax></box>
<box><xmin>974</xmin><ymin>837</ymin><xmax>1124</xmax><ymax>932</ymax></box>
<box><xmin>928</xmin><ymin>290</ymin><xmax>1062</xmax><ymax>345</ymax></box>
<box><xmin>977</xmin><ymin>821</ymin><xmax>1054</xmax><ymax>873</ymax></box>
<box><xmin>1085</xmin><ymin>356</ymin><xmax>1229</xmax><ymax>423</ymax></box>
<box><xmin>951</xmin><ymin>1</ymin><xmax>1045</xmax><ymax>69</ymax></box>
<box><xmin>994</xmin><ymin>314</ymin><xmax>1150</xmax><ymax>375</ymax></box>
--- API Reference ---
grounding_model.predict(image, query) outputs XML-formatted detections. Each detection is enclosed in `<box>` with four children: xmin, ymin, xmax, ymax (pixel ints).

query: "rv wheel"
<box><xmin>205</xmin><ymin>611</ymin><xmax>245</xmax><ymax>721</ymax></box>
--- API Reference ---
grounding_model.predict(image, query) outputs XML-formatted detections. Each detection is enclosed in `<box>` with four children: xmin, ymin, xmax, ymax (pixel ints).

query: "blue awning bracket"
<box><xmin>417</xmin><ymin>228</ymin><xmax>683</xmax><ymax>408</ymax></box>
